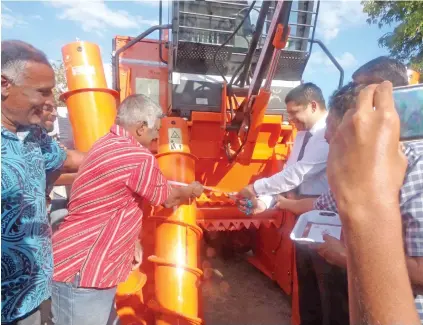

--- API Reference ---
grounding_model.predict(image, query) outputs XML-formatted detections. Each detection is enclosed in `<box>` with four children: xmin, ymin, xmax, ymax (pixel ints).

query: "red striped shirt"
<box><xmin>52</xmin><ymin>125</ymin><xmax>170</xmax><ymax>288</ymax></box>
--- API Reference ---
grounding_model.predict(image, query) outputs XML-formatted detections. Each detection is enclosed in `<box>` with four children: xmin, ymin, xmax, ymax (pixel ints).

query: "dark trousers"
<box><xmin>296</xmin><ymin>244</ymin><xmax>350</xmax><ymax>325</ymax></box>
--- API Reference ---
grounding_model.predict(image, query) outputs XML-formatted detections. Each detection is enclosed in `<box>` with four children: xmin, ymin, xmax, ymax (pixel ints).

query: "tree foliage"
<box><xmin>362</xmin><ymin>0</ymin><xmax>423</xmax><ymax>75</ymax></box>
<box><xmin>51</xmin><ymin>61</ymin><xmax>68</xmax><ymax>105</ymax></box>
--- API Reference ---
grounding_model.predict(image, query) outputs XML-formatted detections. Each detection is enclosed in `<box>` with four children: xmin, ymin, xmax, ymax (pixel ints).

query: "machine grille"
<box><xmin>170</xmin><ymin>0</ymin><xmax>319</xmax><ymax>115</ymax></box>
<box><xmin>175</xmin><ymin>42</ymin><xmax>231</xmax><ymax>75</ymax></box>
<box><xmin>274</xmin><ymin>50</ymin><xmax>310</xmax><ymax>81</ymax></box>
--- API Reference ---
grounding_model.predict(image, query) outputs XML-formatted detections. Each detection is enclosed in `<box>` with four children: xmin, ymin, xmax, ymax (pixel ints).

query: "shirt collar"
<box><xmin>110</xmin><ymin>124</ymin><xmax>140</xmax><ymax>146</ymax></box>
<box><xmin>309</xmin><ymin>112</ymin><xmax>328</xmax><ymax>135</ymax></box>
<box><xmin>1</xmin><ymin>125</ymin><xmax>14</xmax><ymax>137</ymax></box>
<box><xmin>1</xmin><ymin>124</ymin><xmax>33</xmax><ymax>141</ymax></box>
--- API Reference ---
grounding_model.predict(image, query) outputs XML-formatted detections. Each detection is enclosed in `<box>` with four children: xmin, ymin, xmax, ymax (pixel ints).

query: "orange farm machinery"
<box><xmin>59</xmin><ymin>1</ymin><xmax>345</xmax><ymax>324</ymax></box>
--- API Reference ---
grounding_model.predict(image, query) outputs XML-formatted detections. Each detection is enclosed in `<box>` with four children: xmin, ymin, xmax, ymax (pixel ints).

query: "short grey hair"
<box><xmin>116</xmin><ymin>94</ymin><xmax>164</xmax><ymax>128</ymax></box>
<box><xmin>2</xmin><ymin>40</ymin><xmax>51</xmax><ymax>85</ymax></box>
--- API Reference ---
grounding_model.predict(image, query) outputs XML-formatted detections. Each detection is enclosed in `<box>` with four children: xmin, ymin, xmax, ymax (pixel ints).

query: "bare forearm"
<box><xmin>342</xmin><ymin>204</ymin><xmax>420</xmax><ymax>325</ymax></box>
<box><xmin>54</xmin><ymin>173</ymin><xmax>77</xmax><ymax>185</ymax></box>
<box><xmin>347</xmin><ymin>266</ymin><xmax>361</xmax><ymax>325</ymax></box>
<box><xmin>62</xmin><ymin>150</ymin><xmax>86</xmax><ymax>173</ymax></box>
<box><xmin>285</xmin><ymin>198</ymin><xmax>315</xmax><ymax>215</ymax></box>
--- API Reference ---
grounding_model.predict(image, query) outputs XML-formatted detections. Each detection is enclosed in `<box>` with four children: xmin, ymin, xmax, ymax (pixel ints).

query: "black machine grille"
<box><xmin>175</xmin><ymin>42</ymin><xmax>231</xmax><ymax>75</ymax></box>
<box><xmin>172</xmin><ymin>0</ymin><xmax>318</xmax><ymax>80</ymax></box>
<box><xmin>170</xmin><ymin>0</ymin><xmax>320</xmax><ymax>115</ymax></box>
<box><xmin>274</xmin><ymin>50</ymin><xmax>310</xmax><ymax>81</ymax></box>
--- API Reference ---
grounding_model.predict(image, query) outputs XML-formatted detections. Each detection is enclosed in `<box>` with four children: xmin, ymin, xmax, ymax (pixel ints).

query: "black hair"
<box><xmin>328</xmin><ymin>82</ymin><xmax>368</xmax><ymax>119</ymax></box>
<box><xmin>285</xmin><ymin>82</ymin><xmax>326</xmax><ymax>109</ymax></box>
<box><xmin>1</xmin><ymin>40</ymin><xmax>51</xmax><ymax>82</ymax></box>
<box><xmin>352</xmin><ymin>56</ymin><xmax>408</xmax><ymax>87</ymax></box>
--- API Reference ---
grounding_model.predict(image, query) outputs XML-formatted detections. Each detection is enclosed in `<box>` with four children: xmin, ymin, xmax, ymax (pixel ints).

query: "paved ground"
<box><xmin>201</xmin><ymin>248</ymin><xmax>292</xmax><ymax>325</ymax></box>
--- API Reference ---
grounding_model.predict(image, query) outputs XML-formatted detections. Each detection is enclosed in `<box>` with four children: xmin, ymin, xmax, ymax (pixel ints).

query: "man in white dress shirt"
<box><xmin>237</xmin><ymin>82</ymin><xmax>329</xmax><ymax>213</ymax></box>
<box><xmin>236</xmin><ymin>82</ymin><xmax>340</xmax><ymax>325</ymax></box>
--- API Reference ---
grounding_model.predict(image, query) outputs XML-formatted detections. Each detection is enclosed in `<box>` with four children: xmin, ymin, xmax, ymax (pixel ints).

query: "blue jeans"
<box><xmin>51</xmin><ymin>274</ymin><xmax>120</xmax><ymax>325</ymax></box>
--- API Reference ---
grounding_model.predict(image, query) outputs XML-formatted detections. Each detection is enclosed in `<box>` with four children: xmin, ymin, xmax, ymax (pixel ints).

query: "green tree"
<box><xmin>362</xmin><ymin>1</ymin><xmax>423</xmax><ymax>77</ymax></box>
<box><xmin>51</xmin><ymin>61</ymin><xmax>68</xmax><ymax>105</ymax></box>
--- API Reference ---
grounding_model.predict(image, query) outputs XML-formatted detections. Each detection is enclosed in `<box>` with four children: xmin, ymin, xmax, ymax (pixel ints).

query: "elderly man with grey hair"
<box><xmin>50</xmin><ymin>94</ymin><xmax>204</xmax><ymax>325</ymax></box>
<box><xmin>1</xmin><ymin>40</ymin><xmax>82</xmax><ymax>325</ymax></box>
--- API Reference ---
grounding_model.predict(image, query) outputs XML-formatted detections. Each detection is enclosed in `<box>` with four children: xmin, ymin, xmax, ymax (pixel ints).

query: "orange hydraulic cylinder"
<box><xmin>115</xmin><ymin>270</ymin><xmax>148</xmax><ymax>325</ymax></box>
<box><xmin>238</xmin><ymin>89</ymin><xmax>272</xmax><ymax>161</ymax></box>
<box><xmin>148</xmin><ymin>117</ymin><xmax>203</xmax><ymax>325</ymax></box>
<box><xmin>60</xmin><ymin>41</ymin><xmax>119</xmax><ymax>152</ymax></box>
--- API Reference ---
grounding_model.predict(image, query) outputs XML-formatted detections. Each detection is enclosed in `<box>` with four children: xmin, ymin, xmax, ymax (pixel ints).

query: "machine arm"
<box><xmin>112</xmin><ymin>24</ymin><xmax>171</xmax><ymax>93</ymax></box>
<box><xmin>158</xmin><ymin>0</ymin><xmax>167</xmax><ymax>64</ymax></box>
<box><xmin>237</xmin><ymin>1</ymin><xmax>271</xmax><ymax>88</ymax></box>
<box><xmin>226</xmin><ymin>0</ymin><xmax>293</xmax><ymax>163</ymax></box>
<box><xmin>248</xmin><ymin>0</ymin><xmax>293</xmax><ymax>98</ymax></box>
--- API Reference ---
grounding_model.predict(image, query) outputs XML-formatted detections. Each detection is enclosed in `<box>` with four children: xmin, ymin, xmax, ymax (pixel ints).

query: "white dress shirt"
<box><xmin>254</xmin><ymin>113</ymin><xmax>329</xmax><ymax>207</ymax></box>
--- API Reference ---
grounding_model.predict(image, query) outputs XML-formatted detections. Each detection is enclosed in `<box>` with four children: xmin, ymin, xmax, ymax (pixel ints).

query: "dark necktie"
<box><xmin>297</xmin><ymin>131</ymin><xmax>312</xmax><ymax>161</ymax></box>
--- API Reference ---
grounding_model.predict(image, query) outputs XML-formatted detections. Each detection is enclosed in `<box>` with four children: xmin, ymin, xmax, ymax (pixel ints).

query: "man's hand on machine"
<box><xmin>164</xmin><ymin>181</ymin><xmax>205</xmax><ymax>208</ymax></box>
<box><xmin>186</xmin><ymin>181</ymin><xmax>204</xmax><ymax>198</ymax></box>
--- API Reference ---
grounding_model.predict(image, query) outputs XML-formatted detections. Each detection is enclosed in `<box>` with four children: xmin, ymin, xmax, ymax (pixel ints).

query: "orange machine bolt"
<box><xmin>148</xmin><ymin>117</ymin><xmax>203</xmax><ymax>325</ymax></box>
<box><xmin>60</xmin><ymin>41</ymin><xmax>119</xmax><ymax>152</ymax></box>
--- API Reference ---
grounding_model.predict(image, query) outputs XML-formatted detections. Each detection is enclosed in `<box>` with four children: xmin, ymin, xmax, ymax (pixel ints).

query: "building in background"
<box><xmin>49</xmin><ymin>106</ymin><xmax>75</xmax><ymax>150</ymax></box>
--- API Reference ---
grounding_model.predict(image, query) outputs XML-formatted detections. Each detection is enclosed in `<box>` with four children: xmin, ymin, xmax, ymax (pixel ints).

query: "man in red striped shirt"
<box><xmin>51</xmin><ymin>94</ymin><xmax>203</xmax><ymax>325</ymax></box>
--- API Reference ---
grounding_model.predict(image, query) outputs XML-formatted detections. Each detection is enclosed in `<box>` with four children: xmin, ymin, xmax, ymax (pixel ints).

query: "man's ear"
<box><xmin>310</xmin><ymin>101</ymin><xmax>317</xmax><ymax>112</ymax></box>
<box><xmin>1</xmin><ymin>75</ymin><xmax>12</xmax><ymax>100</ymax></box>
<box><xmin>135</xmin><ymin>121</ymin><xmax>147</xmax><ymax>137</ymax></box>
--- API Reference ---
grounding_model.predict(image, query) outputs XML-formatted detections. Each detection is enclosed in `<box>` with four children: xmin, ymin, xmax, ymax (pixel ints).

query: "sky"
<box><xmin>1</xmin><ymin>0</ymin><xmax>395</xmax><ymax>100</ymax></box>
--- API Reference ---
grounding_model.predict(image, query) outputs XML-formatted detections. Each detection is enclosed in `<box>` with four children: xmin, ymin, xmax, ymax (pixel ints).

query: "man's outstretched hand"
<box><xmin>234</xmin><ymin>184</ymin><xmax>264</xmax><ymax>215</ymax></box>
<box><xmin>237</xmin><ymin>184</ymin><xmax>257</xmax><ymax>200</ymax></box>
<box><xmin>236</xmin><ymin>197</ymin><xmax>267</xmax><ymax>215</ymax></box>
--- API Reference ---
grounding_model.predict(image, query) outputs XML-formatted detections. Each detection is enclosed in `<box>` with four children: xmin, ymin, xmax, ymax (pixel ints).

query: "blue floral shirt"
<box><xmin>1</xmin><ymin>125</ymin><xmax>67</xmax><ymax>323</ymax></box>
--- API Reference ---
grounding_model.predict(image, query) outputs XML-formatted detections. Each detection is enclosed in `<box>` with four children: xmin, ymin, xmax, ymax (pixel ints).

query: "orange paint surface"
<box><xmin>60</xmin><ymin>41</ymin><xmax>118</xmax><ymax>152</ymax></box>
<box><xmin>62</xmin><ymin>31</ymin><xmax>300</xmax><ymax>324</ymax></box>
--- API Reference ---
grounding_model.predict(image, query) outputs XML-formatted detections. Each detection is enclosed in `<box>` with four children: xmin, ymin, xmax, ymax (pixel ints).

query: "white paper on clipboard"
<box><xmin>290</xmin><ymin>210</ymin><xmax>342</xmax><ymax>244</ymax></box>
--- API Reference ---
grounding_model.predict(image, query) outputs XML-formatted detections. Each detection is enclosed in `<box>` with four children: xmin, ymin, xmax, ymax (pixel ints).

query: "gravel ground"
<box><xmin>41</xmin><ymin>249</ymin><xmax>292</xmax><ymax>325</ymax></box>
<box><xmin>201</xmin><ymin>249</ymin><xmax>292</xmax><ymax>325</ymax></box>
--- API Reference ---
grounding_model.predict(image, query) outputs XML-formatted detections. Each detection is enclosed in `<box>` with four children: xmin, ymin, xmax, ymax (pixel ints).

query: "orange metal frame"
<box><xmin>60</xmin><ymin>30</ymin><xmax>301</xmax><ymax>324</ymax></box>
<box><xmin>114</xmin><ymin>33</ymin><xmax>301</xmax><ymax>325</ymax></box>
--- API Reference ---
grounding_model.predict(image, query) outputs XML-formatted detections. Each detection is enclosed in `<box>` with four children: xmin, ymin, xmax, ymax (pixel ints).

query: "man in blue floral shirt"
<box><xmin>1</xmin><ymin>40</ymin><xmax>81</xmax><ymax>325</ymax></box>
